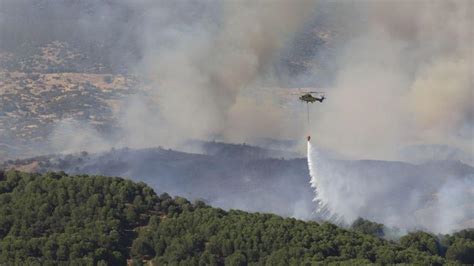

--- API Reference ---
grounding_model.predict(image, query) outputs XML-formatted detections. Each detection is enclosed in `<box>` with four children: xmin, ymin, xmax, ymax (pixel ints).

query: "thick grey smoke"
<box><xmin>117</xmin><ymin>0</ymin><xmax>473</xmax><ymax>160</ymax></box>
<box><xmin>123</xmin><ymin>1</ymin><xmax>314</xmax><ymax>147</ymax></box>
<box><xmin>9</xmin><ymin>0</ymin><xmax>469</xmax><ymax>161</ymax></box>
<box><xmin>30</xmin><ymin>0</ymin><xmax>314</xmax><ymax>152</ymax></box>
<box><xmin>0</xmin><ymin>0</ymin><xmax>314</xmax><ymax>154</ymax></box>
<box><xmin>304</xmin><ymin>1</ymin><xmax>474</xmax><ymax>233</ymax></box>
<box><xmin>311</xmin><ymin>0</ymin><xmax>473</xmax><ymax>161</ymax></box>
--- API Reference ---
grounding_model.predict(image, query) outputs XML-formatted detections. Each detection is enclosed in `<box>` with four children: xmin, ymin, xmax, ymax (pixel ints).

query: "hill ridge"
<box><xmin>2</xmin><ymin>170</ymin><xmax>472</xmax><ymax>264</ymax></box>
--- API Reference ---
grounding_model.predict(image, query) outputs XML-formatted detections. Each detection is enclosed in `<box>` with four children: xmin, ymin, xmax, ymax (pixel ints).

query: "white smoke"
<box><xmin>123</xmin><ymin>0</ymin><xmax>315</xmax><ymax>148</ymax></box>
<box><xmin>27</xmin><ymin>0</ymin><xmax>472</xmax><ymax>161</ymax></box>
<box><xmin>48</xmin><ymin>119</ymin><xmax>113</xmax><ymax>154</ymax></box>
<box><xmin>311</xmin><ymin>0</ymin><xmax>473</xmax><ymax>161</ymax></box>
<box><xmin>307</xmin><ymin>139</ymin><xmax>474</xmax><ymax>233</ymax></box>
<box><xmin>33</xmin><ymin>0</ymin><xmax>313</xmax><ymax>154</ymax></box>
<box><xmin>304</xmin><ymin>0</ymin><xmax>473</xmax><ymax>234</ymax></box>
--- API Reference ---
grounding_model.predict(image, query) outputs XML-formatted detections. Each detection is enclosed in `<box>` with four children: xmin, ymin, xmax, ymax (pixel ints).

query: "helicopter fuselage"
<box><xmin>299</xmin><ymin>93</ymin><xmax>324</xmax><ymax>103</ymax></box>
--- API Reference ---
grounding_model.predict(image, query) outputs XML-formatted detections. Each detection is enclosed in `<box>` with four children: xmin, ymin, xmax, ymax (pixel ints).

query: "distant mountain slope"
<box><xmin>1</xmin><ymin>146</ymin><xmax>313</xmax><ymax>219</ymax></box>
<box><xmin>3</xmin><ymin>143</ymin><xmax>473</xmax><ymax>227</ymax></box>
<box><xmin>0</xmin><ymin>69</ymin><xmax>137</xmax><ymax>141</ymax></box>
<box><xmin>400</xmin><ymin>144</ymin><xmax>474</xmax><ymax>166</ymax></box>
<box><xmin>2</xmin><ymin>170</ymin><xmax>472</xmax><ymax>265</ymax></box>
<box><xmin>0</xmin><ymin>41</ymin><xmax>146</xmax><ymax>160</ymax></box>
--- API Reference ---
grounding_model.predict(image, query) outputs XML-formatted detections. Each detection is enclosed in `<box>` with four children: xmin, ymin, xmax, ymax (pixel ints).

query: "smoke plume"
<box><xmin>311</xmin><ymin>0</ymin><xmax>473</xmax><ymax>161</ymax></box>
<box><xmin>303</xmin><ymin>0</ymin><xmax>473</xmax><ymax>233</ymax></box>
<box><xmin>120</xmin><ymin>0</ymin><xmax>315</xmax><ymax>148</ymax></box>
<box><xmin>6</xmin><ymin>0</ymin><xmax>469</xmax><ymax>160</ymax></box>
<box><xmin>308</xmin><ymin>140</ymin><xmax>474</xmax><ymax>233</ymax></box>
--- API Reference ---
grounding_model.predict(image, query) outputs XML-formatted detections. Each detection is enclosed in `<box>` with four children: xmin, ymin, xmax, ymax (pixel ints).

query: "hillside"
<box><xmin>0</xmin><ymin>40</ymin><xmax>148</xmax><ymax>160</ymax></box>
<box><xmin>3</xmin><ymin>143</ymin><xmax>473</xmax><ymax>229</ymax></box>
<box><xmin>1</xmin><ymin>145</ymin><xmax>313</xmax><ymax>220</ymax></box>
<box><xmin>1</xmin><ymin>170</ymin><xmax>472</xmax><ymax>265</ymax></box>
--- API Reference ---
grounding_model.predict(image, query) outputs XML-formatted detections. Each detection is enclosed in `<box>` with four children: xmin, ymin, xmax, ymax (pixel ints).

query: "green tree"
<box><xmin>400</xmin><ymin>231</ymin><xmax>441</xmax><ymax>256</ymax></box>
<box><xmin>445</xmin><ymin>238</ymin><xmax>474</xmax><ymax>264</ymax></box>
<box><xmin>351</xmin><ymin>217</ymin><xmax>384</xmax><ymax>237</ymax></box>
<box><xmin>225</xmin><ymin>251</ymin><xmax>247</xmax><ymax>266</ymax></box>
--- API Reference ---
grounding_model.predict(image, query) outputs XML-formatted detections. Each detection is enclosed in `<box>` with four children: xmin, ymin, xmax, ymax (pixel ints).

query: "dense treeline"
<box><xmin>0</xmin><ymin>170</ymin><xmax>158</xmax><ymax>264</ymax></box>
<box><xmin>0</xmin><ymin>170</ymin><xmax>472</xmax><ymax>265</ymax></box>
<box><xmin>132</xmin><ymin>208</ymin><xmax>445</xmax><ymax>265</ymax></box>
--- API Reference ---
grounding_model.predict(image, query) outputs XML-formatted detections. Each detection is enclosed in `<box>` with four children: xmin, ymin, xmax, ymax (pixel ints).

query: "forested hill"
<box><xmin>4</xmin><ymin>146</ymin><xmax>473</xmax><ymax>224</ymax></box>
<box><xmin>0</xmin><ymin>171</ymin><xmax>472</xmax><ymax>265</ymax></box>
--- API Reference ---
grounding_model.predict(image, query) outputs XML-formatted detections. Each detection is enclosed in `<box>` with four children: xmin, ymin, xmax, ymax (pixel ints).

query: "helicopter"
<box><xmin>278</xmin><ymin>88</ymin><xmax>326</xmax><ymax>141</ymax></box>
<box><xmin>299</xmin><ymin>92</ymin><xmax>325</xmax><ymax>103</ymax></box>
<box><xmin>294</xmin><ymin>90</ymin><xmax>325</xmax><ymax>141</ymax></box>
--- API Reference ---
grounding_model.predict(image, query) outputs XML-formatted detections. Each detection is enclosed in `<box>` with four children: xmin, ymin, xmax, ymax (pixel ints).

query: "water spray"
<box><xmin>307</xmin><ymin>141</ymin><xmax>324</xmax><ymax>213</ymax></box>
